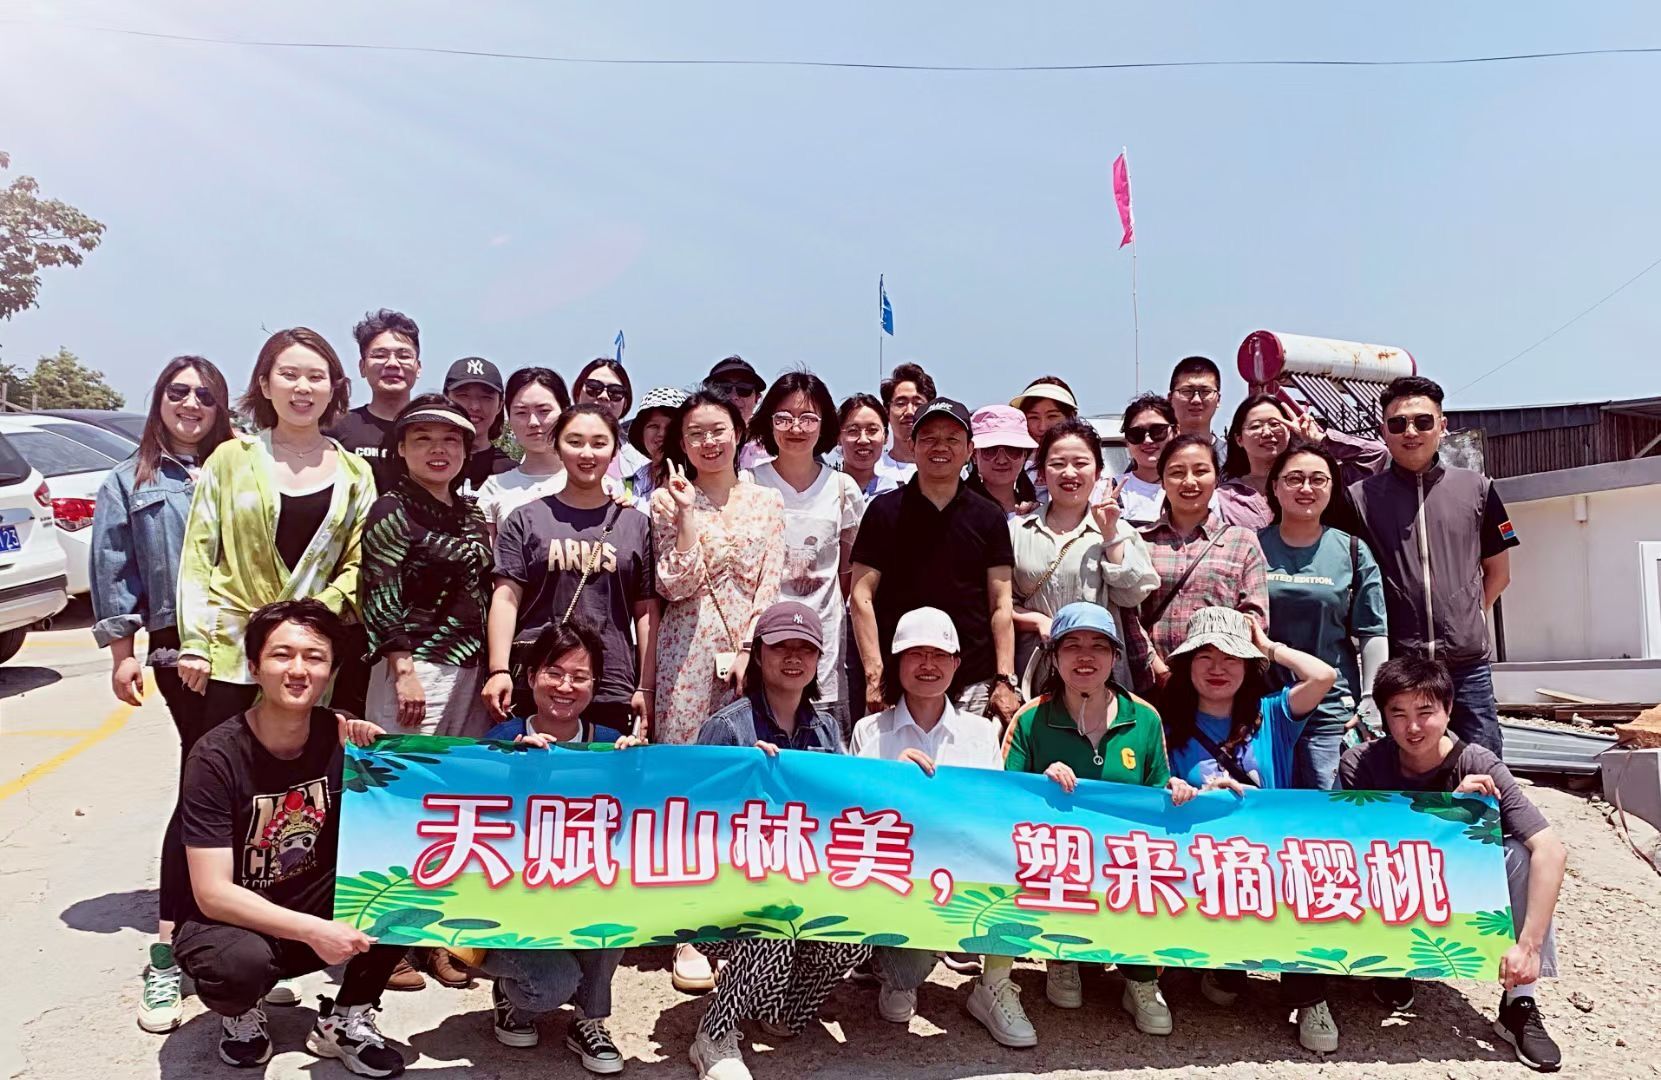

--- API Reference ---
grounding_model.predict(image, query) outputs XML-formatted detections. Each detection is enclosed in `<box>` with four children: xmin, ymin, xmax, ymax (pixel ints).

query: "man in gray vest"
<box><xmin>1348</xmin><ymin>376</ymin><xmax>1519</xmax><ymax>756</ymax></box>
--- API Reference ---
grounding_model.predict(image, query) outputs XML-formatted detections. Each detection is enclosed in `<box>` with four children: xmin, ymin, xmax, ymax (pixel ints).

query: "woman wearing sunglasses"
<box><xmin>573</xmin><ymin>358</ymin><xmax>646</xmax><ymax>486</ymax></box>
<box><xmin>1115</xmin><ymin>393</ymin><xmax>1180</xmax><ymax>524</ymax></box>
<box><xmin>91</xmin><ymin>357</ymin><xmax>235</xmax><ymax>1035</ymax></box>
<box><xmin>966</xmin><ymin>405</ymin><xmax>1039</xmax><ymax>518</ymax></box>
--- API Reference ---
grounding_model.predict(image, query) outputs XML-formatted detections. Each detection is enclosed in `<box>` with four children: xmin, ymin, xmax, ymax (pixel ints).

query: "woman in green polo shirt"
<box><xmin>1002</xmin><ymin>601</ymin><xmax>1205</xmax><ymax>1039</ymax></box>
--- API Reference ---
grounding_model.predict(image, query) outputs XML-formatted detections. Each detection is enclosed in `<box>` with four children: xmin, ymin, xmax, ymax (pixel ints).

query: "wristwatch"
<box><xmin>996</xmin><ymin>673</ymin><xmax>1021</xmax><ymax>691</ymax></box>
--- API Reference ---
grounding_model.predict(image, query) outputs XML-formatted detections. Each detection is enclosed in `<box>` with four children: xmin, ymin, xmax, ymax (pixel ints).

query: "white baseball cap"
<box><xmin>891</xmin><ymin>607</ymin><xmax>960</xmax><ymax>655</ymax></box>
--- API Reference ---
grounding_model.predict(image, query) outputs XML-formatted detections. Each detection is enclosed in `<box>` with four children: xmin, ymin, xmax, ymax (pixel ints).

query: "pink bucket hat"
<box><xmin>971</xmin><ymin>404</ymin><xmax>1038</xmax><ymax>450</ymax></box>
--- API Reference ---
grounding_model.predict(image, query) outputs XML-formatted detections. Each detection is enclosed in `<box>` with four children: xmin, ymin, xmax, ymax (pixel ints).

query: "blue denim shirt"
<box><xmin>90</xmin><ymin>454</ymin><xmax>196</xmax><ymax>652</ymax></box>
<box><xmin>695</xmin><ymin>687</ymin><xmax>845</xmax><ymax>754</ymax></box>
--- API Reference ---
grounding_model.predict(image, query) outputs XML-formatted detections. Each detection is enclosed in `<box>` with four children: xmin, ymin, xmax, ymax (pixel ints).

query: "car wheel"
<box><xmin>0</xmin><ymin>628</ymin><xmax>25</xmax><ymax>665</ymax></box>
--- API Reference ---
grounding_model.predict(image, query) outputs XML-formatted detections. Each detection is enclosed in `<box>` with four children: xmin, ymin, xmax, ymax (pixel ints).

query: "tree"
<box><xmin>0</xmin><ymin>348</ymin><xmax>124</xmax><ymax>409</ymax></box>
<box><xmin>1</xmin><ymin>150</ymin><xmax>106</xmax><ymax>321</ymax></box>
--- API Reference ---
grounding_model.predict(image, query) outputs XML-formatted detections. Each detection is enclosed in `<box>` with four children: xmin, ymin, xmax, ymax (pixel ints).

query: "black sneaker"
<box><xmin>1371</xmin><ymin>978</ymin><xmax>1415</xmax><ymax>1011</ymax></box>
<box><xmin>305</xmin><ymin>996</ymin><xmax>406</xmax><ymax>1077</ymax></box>
<box><xmin>218</xmin><ymin>1007</ymin><xmax>272</xmax><ymax>1068</ymax></box>
<box><xmin>566</xmin><ymin>1015</ymin><xmax>624</xmax><ymax>1074</ymax></box>
<box><xmin>492</xmin><ymin>982</ymin><xmax>539</xmax><ymax>1048</ymax></box>
<box><xmin>1494</xmin><ymin>994</ymin><xmax>1563</xmax><ymax>1072</ymax></box>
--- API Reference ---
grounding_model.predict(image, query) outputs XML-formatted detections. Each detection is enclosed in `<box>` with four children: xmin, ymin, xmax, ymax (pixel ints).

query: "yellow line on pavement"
<box><xmin>0</xmin><ymin>694</ymin><xmax>145</xmax><ymax>802</ymax></box>
<box><xmin>0</xmin><ymin>729</ymin><xmax>102</xmax><ymax>737</ymax></box>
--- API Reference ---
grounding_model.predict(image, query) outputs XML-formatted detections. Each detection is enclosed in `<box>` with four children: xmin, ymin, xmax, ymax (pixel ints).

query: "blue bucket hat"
<box><xmin>1049</xmin><ymin>602</ymin><xmax>1123</xmax><ymax>651</ymax></box>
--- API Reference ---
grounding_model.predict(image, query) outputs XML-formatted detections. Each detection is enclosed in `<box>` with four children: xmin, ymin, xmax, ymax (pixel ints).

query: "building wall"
<box><xmin>1499</xmin><ymin>481</ymin><xmax>1661</xmax><ymax>661</ymax></box>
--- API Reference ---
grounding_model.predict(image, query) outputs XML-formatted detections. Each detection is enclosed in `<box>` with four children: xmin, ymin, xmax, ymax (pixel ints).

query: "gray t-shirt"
<box><xmin>493</xmin><ymin>497</ymin><xmax>654</xmax><ymax>706</ymax></box>
<box><xmin>1339</xmin><ymin>737</ymin><xmax>1549</xmax><ymax>842</ymax></box>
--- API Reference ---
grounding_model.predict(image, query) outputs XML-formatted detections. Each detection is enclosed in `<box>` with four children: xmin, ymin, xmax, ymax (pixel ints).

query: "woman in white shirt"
<box><xmin>850</xmin><ymin>607</ymin><xmax>1036</xmax><ymax>1049</ymax></box>
<box><xmin>1115</xmin><ymin>393</ymin><xmax>1180</xmax><ymax>524</ymax></box>
<box><xmin>476</xmin><ymin>368</ymin><xmax>570</xmax><ymax>541</ymax></box>
<box><xmin>749</xmin><ymin>371</ymin><xmax>865</xmax><ymax>731</ymax></box>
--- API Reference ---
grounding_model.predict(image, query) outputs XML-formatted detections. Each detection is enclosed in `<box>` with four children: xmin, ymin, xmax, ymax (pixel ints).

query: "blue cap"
<box><xmin>1049</xmin><ymin>602</ymin><xmax>1122</xmax><ymax>650</ymax></box>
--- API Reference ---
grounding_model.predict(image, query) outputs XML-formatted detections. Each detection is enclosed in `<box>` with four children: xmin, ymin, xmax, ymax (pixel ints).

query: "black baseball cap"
<box><xmin>704</xmin><ymin>355</ymin><xmax>766</xmax><ymax>395</ymax></box>
<box><xmin>909</xmin><ymin>397</ymin><xmax>973</xmax><ymax>442</ymax></box>
<box><xmin>444</xmin><ymin>356</ymin><xmax>504</xmax><ymax>394</ymax></box>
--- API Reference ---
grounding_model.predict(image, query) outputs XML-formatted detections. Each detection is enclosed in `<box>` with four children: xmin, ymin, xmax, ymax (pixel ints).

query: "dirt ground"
<box><xmin>3</xmin><ymin>607</ymin><xmax>1658</xmax><ymax>1078</ymax></box>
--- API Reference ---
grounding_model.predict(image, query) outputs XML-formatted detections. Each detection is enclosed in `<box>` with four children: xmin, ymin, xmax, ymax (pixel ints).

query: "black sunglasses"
<box><xmin>164</xmin><ymin>383</ymin><xmax>218</xmax><ymax>407</ymax></box>
<box><xmin>1124</xmin><ymin>422</ymin><xmax>1172</xmax><ymax>445</ymax></box>
<box><xmin>1385</xmin><ymin>414</ymin><xmax>1437</xmax><ymax>435</ymax></box>
<box><xmin>580</xmin><ymin>378</ymin><xmax>628</xmax><ymax>402</ymax></box>
<box><xmin>711</xmin><ymin>379</ymin><xmax>759</xmax><ymax>397</ymax></box>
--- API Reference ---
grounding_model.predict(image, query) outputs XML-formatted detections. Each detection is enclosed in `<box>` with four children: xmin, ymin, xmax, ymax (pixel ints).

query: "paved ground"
<box><xmin>4</xmin><ymin>601</ymin><xmax>1660</xmax><ymax>1079</ymax></box>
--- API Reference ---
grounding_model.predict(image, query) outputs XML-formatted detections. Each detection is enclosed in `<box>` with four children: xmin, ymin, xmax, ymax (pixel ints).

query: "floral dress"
<box><xmin>650</xmin><ymin>481</ymin><xmax>786</xmax><ymax>744</ymax></box>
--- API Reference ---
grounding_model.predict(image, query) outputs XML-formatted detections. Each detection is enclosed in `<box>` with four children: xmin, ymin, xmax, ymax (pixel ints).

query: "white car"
<box><xmin>0</xmin><ymin>430</ymin><xmax>70</xmax><ymax>663</ymax></box>
<box><xmin>16</xmin><ymin>412</ymin><xmax>139</xmax><ymax>462</ymax></box>
<box><xmin>0</xmin><ymin>416</ymin><xmax>121</xmax><ymax>596</ymax></box>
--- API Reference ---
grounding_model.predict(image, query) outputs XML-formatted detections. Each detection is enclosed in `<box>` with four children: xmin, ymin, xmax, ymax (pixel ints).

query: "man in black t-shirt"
<box><xmin>849</xmin><ymin>398</ymin><xmax>1018</xmax><ymax>724</ymax></box>
<box><xmin>172</xmin><ymin>600</ymin><xmax>406</xmax><ymax>1076</ymax></box>
<box><xmin>327</xmin><ymin>309</ymin><xmax>422</xmax><ymax>491</ymax></box>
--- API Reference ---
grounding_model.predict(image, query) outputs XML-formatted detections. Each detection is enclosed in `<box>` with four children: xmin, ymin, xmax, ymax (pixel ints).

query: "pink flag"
<box><xmin>1112</xmin><ymin>151</ymin><xmax>1135</xmax><ymax>248</ymax></box>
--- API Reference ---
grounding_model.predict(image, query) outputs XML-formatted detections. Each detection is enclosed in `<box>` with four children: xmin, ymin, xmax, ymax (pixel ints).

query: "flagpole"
<box><xmin>1130</xmin><ymin>239</ymin><xmax>1141</xmax><ymax>392</ymax></box>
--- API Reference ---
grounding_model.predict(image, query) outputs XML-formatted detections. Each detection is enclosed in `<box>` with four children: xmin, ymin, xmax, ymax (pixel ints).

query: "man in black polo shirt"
<box><xmin>327</xmin><ymin>309</ymin><xmax>421</xmax><ymax>490</ymax></box>
<box><xmin>850</xmin><ymin>398</ymin><xmax>1019</xmax><ymax>723</ymax></box>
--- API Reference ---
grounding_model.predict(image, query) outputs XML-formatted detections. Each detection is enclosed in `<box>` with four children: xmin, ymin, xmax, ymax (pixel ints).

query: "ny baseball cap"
<box><xmin>443</xmin><ymin>356</ymin><xmax>504</xmax><ymax>394</ymax></box>
<box><xmin>754</xmin><ymin>601</ymin><xmax>823</xmax><ymax>649</ymax></box>
<box><xmin>909</xmin><ymin>397</ymin><xmax>973</xmax><ymax>443</ymax></box>
<box><xmin>891</xmin><ymin>607</ymin><xmax>960</xmax><ymax>654</ymax></box>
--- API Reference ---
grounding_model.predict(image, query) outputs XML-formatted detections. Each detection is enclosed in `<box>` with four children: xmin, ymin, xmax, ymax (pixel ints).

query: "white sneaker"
<box><xmin>689</xmin><ymin>1027</ymin><xmax>752</xmax><ymax>1080</ymax></box>
<box><xmin>967</xmin><ymin>977</ymin><xmax>1038</xmax><ymax>1048</ymax></box>
<box><xmin>1121</xmin><ymin>978</ymin><xmax>1173</xmax><ymax>1036</ymax></box>
<box><xmin>877</xmin><ymin>983</ymin><xmax>916</xmax><ymax>1023</ymax></box>
<box><xmin>1298</xmin><ymin>1000</ymin><xmax>1339</xmax><ymax>1053</ymax></box>
<box><xmin>138</xmin><ymin>962</ymin><xmax>183</xmax><ymax>1033</ymax></box>
<box><xmin>264</xmin><ymin>977</ymin><xmax>300</xmax><ymax>1006</ymax></box>
<box><xmin>1045</xmin><ymin>961</ymin><xmax>1083</xmax><ymax>1009</ymax></box>
<box><xmin>1200</xmin><ymin>971</ymin><xmax>1238</xmax><ymax>1007</ymax></box>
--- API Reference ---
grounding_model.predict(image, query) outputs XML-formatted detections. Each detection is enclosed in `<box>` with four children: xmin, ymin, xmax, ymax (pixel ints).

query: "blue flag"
<box><xmin>879</xmin><ymin>276</ymin><xmax>894</xmax><ymax>336</ymax></box>
<box><xmin>614</xmin><ymin>329</ymin><xmax>625</xmax><ymax>363</ymax></box>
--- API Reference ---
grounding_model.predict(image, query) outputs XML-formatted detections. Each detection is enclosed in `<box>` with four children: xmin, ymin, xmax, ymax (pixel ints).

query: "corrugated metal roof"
<box><xmin>1501</xmin><ymin>721</ymin><xmax>1617</xmax><ymax>776</ymax></box>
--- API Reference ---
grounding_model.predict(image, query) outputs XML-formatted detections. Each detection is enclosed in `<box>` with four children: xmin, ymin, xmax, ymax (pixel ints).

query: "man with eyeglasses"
<box><xmin>1348</xmin><ymin>375</ymin><xmax>1518</xmax><ymax>756</ymax></box>
<box><xmin>1168</xmin><ymin>355</ymin><xmax>1228</xmax><ymax>466</ymax></box>
<box><xmin>327</xmin><ymin>308</ymin><xmax>422</xmax><ymax>490</ymax></box>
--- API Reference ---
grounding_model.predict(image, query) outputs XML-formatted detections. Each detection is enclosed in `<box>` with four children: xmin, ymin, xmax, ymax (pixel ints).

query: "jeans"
<box><xmin>173</xmin><ymin>921</ymin><xmax>404</xmax><ymax>1016</ymax></box>
<box><xmin>480</xmin><ymin>948</ymin><xmax>622</xmax><ymax>1019</ymax></box>
<box><xmin>1448</xmin><ymin>660</ymin><xmax>1504</xmax><ymax>757</ymax></box>
<box><xmin>1292</xmin><ymin>728</ymin><xmax>1345</xmax><ymax>792</ymax></box>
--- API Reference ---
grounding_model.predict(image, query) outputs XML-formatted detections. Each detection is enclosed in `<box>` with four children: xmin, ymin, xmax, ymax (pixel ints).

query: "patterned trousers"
<box><xmin>698</xmin><ymin>939</ymin><xmax>872</xmax><ymax>1040</ymax></box>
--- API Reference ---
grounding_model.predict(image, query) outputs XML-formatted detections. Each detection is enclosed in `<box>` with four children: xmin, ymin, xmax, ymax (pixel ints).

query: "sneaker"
<box><xmin>1494</xmin><ymin>994</ymin><xmax>1563</xmax><ymax>1072</ymax></box>
<box><xmin>565</xmin><ymin>1015</ymin><xmax>624</xmax><ymax>1074</ymax></box>
<box><xmin>1371</xmin><ymin>977</ymin><xmax>1415</xmax><ymax>1012</ymax></box>
<box><xmin>1045</xmin><ymin>961</ymin><xmax>1083</xmax><ymax>1010</ymax></box>
<box><xmin>492</xmin><ymin>982</ymin><xmax>539</xmax><ymax>1048</ymax></box>
<box><xmin>877</xmin><ymin>981</ymin><xmax>916</xmax><ymax>1024</ymax></box>
<box><xmin>218</xmin><ymin>1006</ymin><xmax>272</xmax><ymax>1068</ymax></box>
<box><xmin>306</xmin><ymin>997</ymin><xmax>406</xmax><ymax>1077</ymax></box>
<box><xmin>940</xmin><ymin>952</ymin><xmax>983</xmax><ymax>976</ymax></box>
<box><xmin>673</xmin><ymin>944</ymin><xmax>717</xmax><ymax>993</ymax></box>
<box><xmin>1297</xmin><ymin>1000</ymin><xmax>1339</xmax><ymax>1053</ymax></box>
<box><xmin>688</xmin><ymin>1027</ymin><xmax>751</xmax><ymax>1080</ymax></box>
<box><xmin>1120</xmin><ymin>978</ymin><xmax>1173</xmax><ymax>1036</ymax></box>
<box><xmin>967</xmin><ymin>977</ymin><xmax>1038</xmax><ymax>1048</ymax></box>
<box><xmin>1200</xmin><ymin>970</ymin><xmax>1239</xmax><ymax>1007</ymax></box>
<box><xmin>265</xmin><ymin>977</ymin><xmax>301</xmax><ymax>1006</ymax></box>
<box><xmin>138</xmin><ymin>945</ymin><xmax>183</xmax><ymax>1033</ymax></box>
<box><xmin>385</xmin><ymin>955</ymin><xmax>426</xmax><ymax>992</ymax></box>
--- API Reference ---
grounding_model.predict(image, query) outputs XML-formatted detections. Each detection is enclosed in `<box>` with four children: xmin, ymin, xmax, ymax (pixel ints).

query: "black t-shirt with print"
<box><xmin>462</xmin><ymin>445</ymin><xmax>519</xmax><ymax>498</ymax></box>
<box><xmin>179</xmin><ymin>708</ymin><xmax>343</xmax><ymax>924</ymax></box>
<box><xmin>327</xmin><ymin>405</ymin><xmax>399</xmax><ymax>491</ymax></box>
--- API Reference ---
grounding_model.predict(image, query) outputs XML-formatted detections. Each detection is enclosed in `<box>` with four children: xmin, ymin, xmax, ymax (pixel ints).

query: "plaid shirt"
<box><xmin>1124</xmin><ymin>511</ymin><xmax>1269</xmax><ymax>690</ymax></box>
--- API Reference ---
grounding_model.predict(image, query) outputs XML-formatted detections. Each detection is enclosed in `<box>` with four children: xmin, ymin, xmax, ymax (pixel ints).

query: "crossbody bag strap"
<box><xmin>697</xmin><ymin>546</ymin><xmax>742</xmax><ymax>650</ymax></box>
<box><xmin>1017</xmin><ymin>528</ymin><xmax>1090</xmax><ymax>606</ymax></box>
<box><xmin>1142</xmin><ymin>526</ymin><xmax>1227</xmax><ymax>628</ymax></box>
<box><xmin>553</xmin><ymin>503</ymin><xmax>622</xmax><ymax>631</ymax></box>
<box><xmin>1189</xmin><ymin>726</ymin><xmax>1259</xmax><ymax>788</ymax></box>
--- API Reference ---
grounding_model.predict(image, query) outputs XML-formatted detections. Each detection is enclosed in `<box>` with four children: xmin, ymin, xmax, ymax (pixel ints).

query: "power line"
<box><xmin>9</xmin><ymin>21</ymin><xmax>1661</xmax><ymax>73</ymax></box>
<box><xmin>1453</xmin><ymin>253</ymin><xmax>1661</xmax><ymax>396</ymax></box>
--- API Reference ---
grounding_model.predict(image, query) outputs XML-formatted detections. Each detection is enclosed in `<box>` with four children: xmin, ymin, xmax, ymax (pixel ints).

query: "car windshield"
<box><xmin>0</xmin><ymin>433</ymin><xmax>29</xmax><ymax>486</ymax></box>
<box><xmin>41</xmin><ymin>422</ymin><xmax>137</xmax><ymax>461</ymax></box>
<box><xmin>2</xmin><ymin>430</ymin><xmax>116</xmax><ymax>478</ymax></box>
<box><xmin>109</xmin><ymin>415</ymin><xmax>146</xmax><ymax>441</ymax></box>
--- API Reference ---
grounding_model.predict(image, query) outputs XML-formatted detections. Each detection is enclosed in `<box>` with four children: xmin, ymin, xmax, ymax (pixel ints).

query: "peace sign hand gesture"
<box><xmin>1090</xmin><ymin>478</ymin><xmax>1124</xmax><ymax>537</ymax></box>
<box><xmin>664</xmin><ymin>460</ymin><xmax>697</xmax><ymax>515</ymax></box>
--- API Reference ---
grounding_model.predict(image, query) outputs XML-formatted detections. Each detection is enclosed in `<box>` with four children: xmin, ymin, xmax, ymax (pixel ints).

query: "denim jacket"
<box><xmin>90</xmin><ymin>454</ymin><xmax>196</xmax><ymax>651</ymax></box>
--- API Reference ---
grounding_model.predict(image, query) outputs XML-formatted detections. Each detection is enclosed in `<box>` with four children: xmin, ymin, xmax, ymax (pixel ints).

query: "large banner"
<box><xmin>335</xmin><ymin>736</ymin><xmax>1514</xmax><ymax>978</ymax></box>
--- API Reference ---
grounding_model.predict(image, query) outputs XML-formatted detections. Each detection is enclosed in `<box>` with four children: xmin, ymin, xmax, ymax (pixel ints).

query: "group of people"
<box><xmin>86</xmin><ymin>308</ymin><xmax>1568</xmax><ymax>1077</ymax></box>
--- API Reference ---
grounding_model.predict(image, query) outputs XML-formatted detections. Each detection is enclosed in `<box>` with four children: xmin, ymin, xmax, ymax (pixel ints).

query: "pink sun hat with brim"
<box><xmin>970</xmin><ymin>404</ymin><xmax>1038</xmax><ymax>450</ymax></box>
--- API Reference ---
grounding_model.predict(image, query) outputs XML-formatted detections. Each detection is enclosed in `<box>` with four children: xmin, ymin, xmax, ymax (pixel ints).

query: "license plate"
<box><xmin>0</xmin><ymin>525</ymin><xmax>18</xmax><ymax>553</ymax></box>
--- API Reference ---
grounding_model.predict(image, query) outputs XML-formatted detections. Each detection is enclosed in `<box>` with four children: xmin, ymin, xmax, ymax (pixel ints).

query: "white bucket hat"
<box><xmin>1167</xmin><ymin>606</ymin><xmax>1264</xmax><ymax>662</ymax></box>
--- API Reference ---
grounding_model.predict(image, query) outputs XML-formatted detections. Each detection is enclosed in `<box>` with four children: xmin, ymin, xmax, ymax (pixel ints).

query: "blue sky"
<box><xmin>2</xmin><ymin>2</ymin><xmax>1658</xmax><ymax>415</ymax></box>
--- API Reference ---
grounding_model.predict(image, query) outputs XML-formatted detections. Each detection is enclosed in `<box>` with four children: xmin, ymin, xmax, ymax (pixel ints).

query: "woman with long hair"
<box><xmin>90</xmin><ymin>355</ymin><xmax>234</xmax><ymax>1034</ymax></box>
<box><xmin>1257</xmin><ymin>443</ymin><xmax>1387</xmax><ymax>789</ymax></box>
<box><xmin>749</xmin><ymin>370</ymin><xmax>865</xmax><ymax>730</ymax></box>
<box><xmin>1157</xmin><ymin>605</ymin><xmax>1338</xmax><ymax>1050</ymax></box>
<box><xmin>476</xmin><ymin>367</ymin><xmax>572</xmax><ymax>541</ymax></box>
<box><xmin>1217</xmin><ymin>394</ymin><xmax>1296</xmax><ymax>527</ymax></box>
<box><xmin>572</xmin><ymin>357</ymin><xmax>644</xmax><ymax>484</ymax></box>
<box><xmin>1121</xmin><ymin>434</ymin><xmax>1268</xmax><ymax>694</ymax></box>
<box><xmin>485</xmin><ymin>403</ymin><xmax>659</xmax><ymax>735</ymax></box>
<box><xmin>1115</xmin><ymin>394</ymin><xmax>1180</xmax><ymax>524</ymax></box>
<box><xmin>625</xmin><ymin>386</ymin><xmax>687</xmax><ymax>498</ymax></box>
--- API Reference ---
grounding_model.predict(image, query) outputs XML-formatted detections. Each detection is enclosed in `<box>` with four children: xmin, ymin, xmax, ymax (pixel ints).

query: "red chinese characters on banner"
<box><xmin>1100</xmin><ymin>831</ymin><xmax>1188</xmax><ymax>915</ymax></box>
<box><xmin>1012</xmin><ymin>823</ymin><xmax>1099</xmax><ymax>913</ymax></box>
<box><xmin>523</xmin><ymin>795</ymin><xmax>621</xmax><ymax>889</ymax></box>
<box><xmin>414</xmin><ymin>794</ymin><xmax>516</xmax><ymax>888</ymax></box>
<box><xmin>825</xmin><ymin>808</ymin><xmax>915</xmax><ymax>894</ymax></box>
<box><xmin>1189</xmin><ymin>835</ymin><xmax>1275</xmax><ymax>920</ymax></box>
<box><xmin>1277</xmin><ymin>838</ymin><xmax>1365</xmax><ymax>922</ymax></box>
<box><xmin>1364</xmin><ymin>839</ymin><xmax>1452</xmax><ymax>925</ymax></box>
<box><xmin>730</xmin><ymin>800</ymin><xmax>821</xmax><ymax>883</ymax></box>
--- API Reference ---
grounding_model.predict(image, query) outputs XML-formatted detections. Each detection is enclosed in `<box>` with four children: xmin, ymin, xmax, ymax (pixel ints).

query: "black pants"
<box><xmin>173</xmin><ymin>920</ymin><xmax>404</xmax><ymax>1016</ymax></box>
<box><xmin>155</xmin><ymin>663</ymin><xmax>260</xmax><ymax>925</ymax></box>
<box><xmin>1210</xmin><ymin>967</ymin><xmax>1328</xmax><ymax>1009</ymax></box>
<box><xmin>328</xmin><ymin>622</ymin><xmax>372</xmax><ymax>719</ymax></box>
